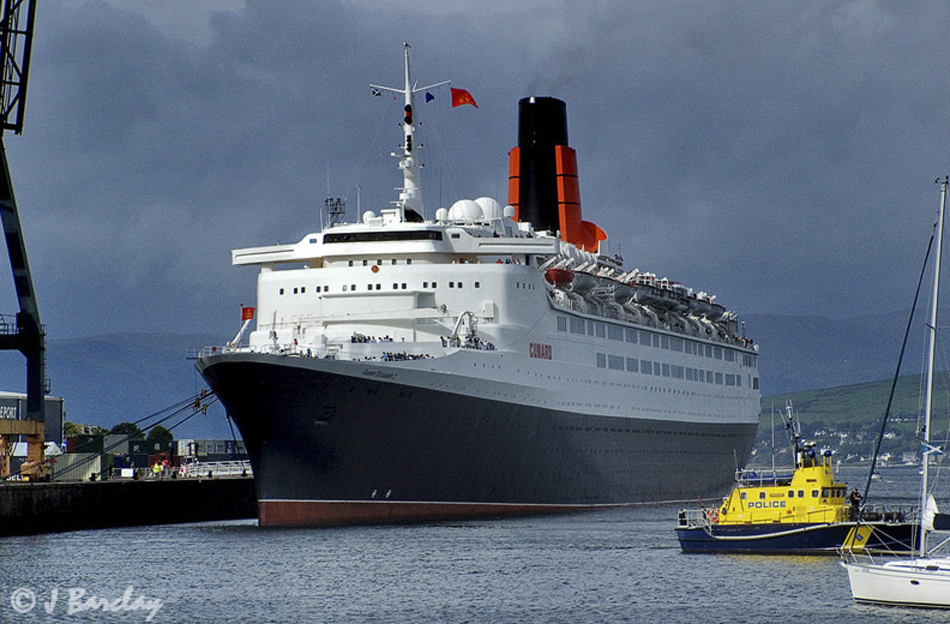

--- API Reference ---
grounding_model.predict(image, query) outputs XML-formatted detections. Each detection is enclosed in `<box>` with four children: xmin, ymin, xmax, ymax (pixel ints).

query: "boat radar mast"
<box><xmin>369</xmin><ymin>43</ymin><xmax>448</xmax><ymax>222</ymax></box>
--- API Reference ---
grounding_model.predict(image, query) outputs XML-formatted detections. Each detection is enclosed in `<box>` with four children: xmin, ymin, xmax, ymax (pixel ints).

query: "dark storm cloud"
<box><xmin>2</xmin><ymin>0</ymin><xmax>949</xmax><ymax>341</ymax></box>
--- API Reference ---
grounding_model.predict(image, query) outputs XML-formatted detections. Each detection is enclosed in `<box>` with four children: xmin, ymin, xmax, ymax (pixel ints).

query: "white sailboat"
<box><xmin>840</xmin><ymin>177</ymin><xmax>950</xmax><ymax>609</ymax></box>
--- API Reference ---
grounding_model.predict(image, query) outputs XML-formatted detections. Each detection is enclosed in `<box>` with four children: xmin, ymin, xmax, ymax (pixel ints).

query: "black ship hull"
<box><xmin>199</xmin><ymin>352</ymin><xmax>758</xmax><ymax>526</ymax></box>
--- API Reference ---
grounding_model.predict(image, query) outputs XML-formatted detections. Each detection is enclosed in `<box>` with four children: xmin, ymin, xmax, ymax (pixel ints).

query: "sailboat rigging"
<box><xmin>840</xmin><ymin>176</ymin><xmax>950</xmax><ymax>609</ymax></box>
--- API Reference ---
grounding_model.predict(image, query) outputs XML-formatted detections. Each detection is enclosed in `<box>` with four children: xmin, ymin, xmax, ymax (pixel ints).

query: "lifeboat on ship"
<box><xmin>612</xmin><ymin>280</ymin><xmax>637</xmax><ymax>304</ymax></box>
<box><xmin>660</xmin><ymin>280</ymin><xmax>691</xmax><ymax>312</ymax></box>
<box><xmin>690</xmin><ymin>293</ymin><xmax>727</xmax><ymax>320</ymax></box>
<box><xmin>544</xmin><ymin>267</ymin><xmax>575</xmax><ymax>288</ymax></box>
<box><xmin>568</xmin><ymin>271</ymin><xmax>600</xmax><ymax>293</ymax></box>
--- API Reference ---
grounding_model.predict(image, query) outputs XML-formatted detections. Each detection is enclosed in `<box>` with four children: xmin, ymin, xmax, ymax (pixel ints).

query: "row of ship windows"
<box><xmin>279</xmin><ymin>281</ymin><xmax>482</xmax><ymax>295</ymax></box>
<box><xmin>558</xmin><ymin>315</ymin><xmax>756</xmax><ymax>368</ymax></box>
<box><xmin>347</xmin><ymin>258</ymin><xmax>414</xmax><ymax>266</ymax></box>
<box><xmin>553</xmin><ymin>425</ymin><xmax>737</xmax><ymax>439</ymax></box>
<box><xmin>595</xmin><ymin>353</ymin><xmax>759</xmax><ymax>390</ymax></box>
<box><xmin>741</xmin><ymin>488</ymin><xmax>844</xmax><ymax>500</ymax></box>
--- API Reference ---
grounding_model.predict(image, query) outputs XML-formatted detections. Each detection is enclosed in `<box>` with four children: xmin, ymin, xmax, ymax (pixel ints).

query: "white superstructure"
<box><xmin>218</xmin><ymin>44</ymin><xmax>760</xmax><ymax>429</ymax></box>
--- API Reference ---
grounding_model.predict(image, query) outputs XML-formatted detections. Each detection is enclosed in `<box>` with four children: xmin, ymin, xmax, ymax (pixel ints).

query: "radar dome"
<box><xmin>475</xmin><ymin>197</ymin><xmax>503</xmax><ymax>220</ymax></box>
<box><xmin>448</xmin><ymin>199</ymin><xmax>483</xmax><ymax>222</ymax></box>
<box><xmin>362</xmin><ymin>210</ymin><xmax>377</xmax><ymax>223</ymax></box>
<box><xmin>435</xmin><ymin>207</ymin><xmax>449</xmax><ymax>223</ymax></box>
<box><xmin>503</xmin><ymin>205</ymin><xmax>516</xmax><ymax>219</ymax></box>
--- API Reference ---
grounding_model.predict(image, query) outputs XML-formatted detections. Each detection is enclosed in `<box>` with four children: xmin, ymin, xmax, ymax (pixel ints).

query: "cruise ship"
<box><xmin>197</xmin><ymin>46</ymin><xmax>762</xmax><ymax>527</ymax></box>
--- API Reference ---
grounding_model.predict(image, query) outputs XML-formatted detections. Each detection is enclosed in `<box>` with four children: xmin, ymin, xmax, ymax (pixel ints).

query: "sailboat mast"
<box><xmin>920</xmin><ymin>177</ymin><xmax>947</xmax><ymax>558</ymax></box>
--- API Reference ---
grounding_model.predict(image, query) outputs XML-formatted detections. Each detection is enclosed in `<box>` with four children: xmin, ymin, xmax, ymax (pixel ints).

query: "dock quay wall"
<box><xmin>0</xmin><ymin>477</ymin><xmax>257</xmax><ymax>536</ymax></box>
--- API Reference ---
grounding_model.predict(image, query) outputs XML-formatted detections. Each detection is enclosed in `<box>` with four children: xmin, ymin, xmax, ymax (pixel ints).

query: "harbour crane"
<box><xmin>0</xmin><ymin>0</ymin><xmax>46</xmax><ymax>479</ymax></box>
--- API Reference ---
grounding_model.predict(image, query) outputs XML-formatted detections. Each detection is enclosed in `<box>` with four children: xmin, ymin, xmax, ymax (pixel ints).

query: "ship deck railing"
<box><xmin>734</xmin><ymin>467</ymin><xmax>796</xmax><ymax>488</ymax></box>
<box><xmin>188</xmin><ymin>345</ymin><xmax>245</xmax><ymax>359</ymax></box>
<box><xmin>190</xmin><ymin>341</ymin><xmax>459</xmax><ymax>362</ymax></box>
<box><xmin>547</xmin><ymin>293</ymin><xmax>756</xmax><ymax>352</ymax></box>
<box><xmin>179</xmin><ymin>460</ymin><xmax>252</xmax><ymax>478</ymax></box>
<box><xmin>677</xmin><ymin>508</ymin><xmax>713</xmax><ymax>530</ymax></box>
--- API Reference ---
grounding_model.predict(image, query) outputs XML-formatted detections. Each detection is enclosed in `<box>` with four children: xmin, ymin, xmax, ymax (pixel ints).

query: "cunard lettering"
<box><xmin>529</xmin><ymin>343</ymin><xmax>552</xmax><ymax>360</ymax></box>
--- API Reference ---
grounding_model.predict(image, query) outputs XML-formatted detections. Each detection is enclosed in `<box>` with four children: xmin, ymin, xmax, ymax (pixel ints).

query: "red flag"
<box><xmin>241</xmin><ymin>306</ymin><xmax>256</xmax><ymax>321</ymax></box>
<box><xmin>451</xmin><ymin>88</ymin><xmax>477</xmax><ymax>108</ymax></box>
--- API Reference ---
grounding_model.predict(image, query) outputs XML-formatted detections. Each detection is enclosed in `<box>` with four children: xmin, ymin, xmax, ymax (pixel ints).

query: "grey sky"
<box><xmin>2</xmin><ymin>0</ymin><xmax>949</xmax><ymax>344</ymax></box>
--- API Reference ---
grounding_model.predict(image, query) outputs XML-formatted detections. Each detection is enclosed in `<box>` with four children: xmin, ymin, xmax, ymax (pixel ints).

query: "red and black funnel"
<box><xmin>507</xmin><ymin>97</ymin><xmax>605</xmax><ymax>253</ymax></box>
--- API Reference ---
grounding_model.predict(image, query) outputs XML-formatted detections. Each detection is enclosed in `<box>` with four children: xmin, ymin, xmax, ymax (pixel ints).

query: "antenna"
<box><xmin>369</xmin><ymin>43</ymin><xmax>449</xmax><ymax>222</ymax></box>
<box><xmin>324</xmin><ymin>161</ymin><xmax>345</xmax><ymax>226</ymax></box>
<box><xmin>325</xmin><ymin>197</ymin><xmax>346</xmax><ymax>226</ymax></box>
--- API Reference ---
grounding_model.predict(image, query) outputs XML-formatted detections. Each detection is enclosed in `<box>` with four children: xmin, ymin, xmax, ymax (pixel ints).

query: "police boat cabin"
<box><xmin>715</xmin><ymin>443</ymin><xmax>847</xmax><ymax>526</ymax></box>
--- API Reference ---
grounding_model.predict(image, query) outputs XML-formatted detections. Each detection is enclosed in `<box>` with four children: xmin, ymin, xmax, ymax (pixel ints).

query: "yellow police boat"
<box><xmin>676</xmin><ymin>406</ymin><xmax>919</xmax><ymax>555</ymax></box>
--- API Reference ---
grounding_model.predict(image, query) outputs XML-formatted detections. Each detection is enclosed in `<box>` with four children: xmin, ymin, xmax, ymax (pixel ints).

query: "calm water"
<box><xmin>3</xmin><ymin>466</ymin><xmax>949</xmax><ymax>623</ymax></box>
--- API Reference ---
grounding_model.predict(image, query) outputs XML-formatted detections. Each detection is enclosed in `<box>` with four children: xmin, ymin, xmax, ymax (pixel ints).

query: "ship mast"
<box><xmin>370</xmin><ymin>43</ymin><xmax>448</xmax><ymax>221</ymax></box>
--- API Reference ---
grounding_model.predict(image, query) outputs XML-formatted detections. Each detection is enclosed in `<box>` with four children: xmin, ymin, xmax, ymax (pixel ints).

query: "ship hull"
<box><xmin>199</xmin><ymin>352</ymin><xmax>757</xmax><ymax>527</ymax></box>
<box><xmin>676</xmin><ymin>521</ymin><xmax>920</xmax><ymax>555</ymax></box>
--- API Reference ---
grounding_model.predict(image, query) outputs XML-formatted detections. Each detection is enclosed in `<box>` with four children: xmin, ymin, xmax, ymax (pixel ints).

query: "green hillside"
<box><xmin>755</xmin><ymin>372</ymin><xmax>950</xmax><ymax>467</ymax></box>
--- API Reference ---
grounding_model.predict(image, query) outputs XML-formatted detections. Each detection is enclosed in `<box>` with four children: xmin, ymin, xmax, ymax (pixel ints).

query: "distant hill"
<box><xmin>745</xmin><ymin>310</ymin><xmax>917</xmax><ymax>396</ymax></box>
<box><xmin>0</xmin><ymin>310</ymin><xmax>930</xmax><ymax>442</ymax></box>
<box><xmin>756</xmin><ymin>373</ymin><xmax>950</xmax><ymax>466</ymax></box>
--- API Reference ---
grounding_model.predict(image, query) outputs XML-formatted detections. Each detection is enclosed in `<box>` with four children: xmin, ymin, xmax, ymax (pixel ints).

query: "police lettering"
<box><xmin>747</xmin><ymin>500</ymin><xmax>786</xmax><ymax>509</ymax></box>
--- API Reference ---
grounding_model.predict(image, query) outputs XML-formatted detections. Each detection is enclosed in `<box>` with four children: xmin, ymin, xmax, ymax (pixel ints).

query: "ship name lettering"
<box><xmin>0</xmin><ymin>406</ymin><xmax>17</xmax><ymax>419</ymax></box>
<box><xmin>363</xmin><ymin>369</ymin><xmax>396</xmax><ymax>379</ymax></box>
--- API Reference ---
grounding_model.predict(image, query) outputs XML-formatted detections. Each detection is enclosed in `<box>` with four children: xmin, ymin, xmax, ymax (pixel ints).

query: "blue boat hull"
<box><xmin>676</xmin><ymin>521</ymin><xmax>920</xmax><ymax>555</ymax></box>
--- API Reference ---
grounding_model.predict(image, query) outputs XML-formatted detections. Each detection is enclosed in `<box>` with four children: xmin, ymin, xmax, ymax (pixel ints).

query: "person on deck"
<box><xmin>849</xmin><ymin>488</ymin><xmax>862</xmax><ymax>520</ymax></box>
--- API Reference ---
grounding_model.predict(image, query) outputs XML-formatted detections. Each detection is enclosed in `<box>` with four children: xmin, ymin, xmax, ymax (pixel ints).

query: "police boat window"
<box><xmin>798</xmin><ymin>490</ymin><xmax>804</xmax><ymax>497</ymax></box>
<box><xmin>740</xmin><ymin>492</ymin><xmax>747</xmax><ymax>500</ymax></box>
<box><xmin>822</xmin><ymin>488</ymin><xmax>829</xmax><ymax>498</ymax></box>
<box><xmin>759</xmin><ymin>492</ymin><xmax>766</xmax><ymax>500</ymax></box>
<box><xmin>788</xmin><ymin>490</ymin><xmax>794</xmax><ymax>498</ymax></box>
<box><xmin>811</xmin><ymin>490</ymin><xmax>819</xmax><ymax>498</ymax></box>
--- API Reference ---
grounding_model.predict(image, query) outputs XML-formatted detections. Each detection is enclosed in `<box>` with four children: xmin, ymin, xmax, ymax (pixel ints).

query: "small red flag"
<box><xmin>241</xmin><ymin>306</ymin><xmax>256</xmax><ymax>321</ymax></box>
<box><xmin>451</xmin><ymin>88</ymin><xmax>477</xmax><ymax>108</ymax></box>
